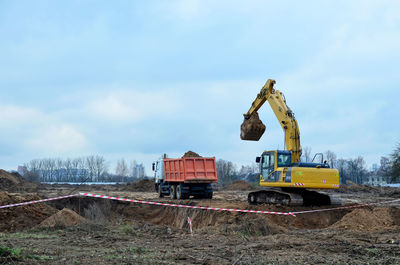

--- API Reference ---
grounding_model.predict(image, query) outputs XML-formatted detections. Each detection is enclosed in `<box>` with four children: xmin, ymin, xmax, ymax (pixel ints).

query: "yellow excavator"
<box><xmin>241</xmin><ymin>79</ymin><xmax>340</xmax><ymax>206</ymax></box>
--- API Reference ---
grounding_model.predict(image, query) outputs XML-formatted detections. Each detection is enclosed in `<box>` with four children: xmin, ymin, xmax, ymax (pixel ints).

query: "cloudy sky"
<box><xmin>1</xmin><ymin>0</ymin><xmax>399</xmax><ymax>173</ymax></box>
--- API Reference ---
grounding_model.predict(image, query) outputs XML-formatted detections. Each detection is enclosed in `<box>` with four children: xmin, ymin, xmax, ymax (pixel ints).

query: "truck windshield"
<box><xmin>277</xmin><ymin>153</ymin><xmax>291</xmax><ymax>167</ymax></box>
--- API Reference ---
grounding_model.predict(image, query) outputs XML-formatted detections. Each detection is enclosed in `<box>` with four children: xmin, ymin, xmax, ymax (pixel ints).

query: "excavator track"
<box><xmin>248</xmin><ymin>188</ymin><xmax>341</xmax><ymax>206</ymax></box>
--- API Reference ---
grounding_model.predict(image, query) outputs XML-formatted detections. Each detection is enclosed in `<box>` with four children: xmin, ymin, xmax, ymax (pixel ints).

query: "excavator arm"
<box><xmin>240</xmin><ymin>79</ymin><xmax>302</xmax><ymax>162</ymax></box>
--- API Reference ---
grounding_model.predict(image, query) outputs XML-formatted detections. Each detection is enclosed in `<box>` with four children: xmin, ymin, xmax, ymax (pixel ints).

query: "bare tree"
<box><xmin>42</xmin><ymin>158</ymin><xmax>56</xmax><ymax>182</ymax></box>
<box><xmin>55</xmin><ymin>158</ymin><xmax>64</xmax><ymax>182</ymax></box>
<box><xmin>336</xmin><ymin>158</ymin><xmax>347</xmax><ymax>184</ymax></box>
<box><xmin>94</xmin><ymin>155</ymin><xmax>107</xmax><ymax>181</ymax></box>
<box><xmin>303</xmin><ymin>146</ymin><xmax>312</xmax><ymax>162</ymax></box>
<box><xmin>86</xmin><ymin>156</ymin><xmax>97</xmax><ymax>182</ymax></box>
<box><xmin>346</xmin><ymin>156</ymin><xmax>367</xmax><ymax>184</ymax></box>
<box><xmin>378</xmin><ymin>156</ymin><xmax>391</xmax><ymax>183</ymax></box>
<box><xmin>23</xmin><ymin>159</ymin><xmax>41</xmax><ymax>182</ymax></box>
<box><xmin>129</xmin><ymin>160</ymin><xmax>138</xmax><ymax>179</ymax></box>
<box><xmin>216</xmin><ymin>159</ymin><xmax>237</xmax><ymax>185</ymax></box>
<box><xmin>64</xmin><ymin>158</ymin><xmax>73</xmax><ymax>182</ymax></box>
<box><xmin>325</xmin><ymin>150</ymin><xmax>337</xmax><ymax>168</ymax></box>
<box><xmin>116</xmin><ymin>159</ymin><xmax>128</xmax><ymax>178</ymax></box>
<box><xmin>389</xmin><ymin>143</ymin><xmax>400</xmax><ymax>183</ymax></box>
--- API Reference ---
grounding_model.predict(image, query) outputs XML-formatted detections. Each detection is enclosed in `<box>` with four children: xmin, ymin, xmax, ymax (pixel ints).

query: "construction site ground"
<box><xmin>1</xmin><ymin>179</ymin><xmax>400</xmax><ymax>264</ymax></box>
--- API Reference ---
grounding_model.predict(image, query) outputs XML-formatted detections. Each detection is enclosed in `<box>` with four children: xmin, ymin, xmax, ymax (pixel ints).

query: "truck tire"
<box><xmin>176</xmin><ymin>184</ymin><xmax>182</xmax><ymax>200</ymax></box>
<box><xmin>207</xmin><ymin>192</ymin><xmax>213</xmax><ymax>199</ymax></box>
<box><xmin>170</xmin><ymin>185</ymin><xmax>176</xmax><ymax>199</ymax></box>
<box><xmin>158</xmin><ymin>184</ymin><xmax>164</xmax><ymax>198</ymax></box>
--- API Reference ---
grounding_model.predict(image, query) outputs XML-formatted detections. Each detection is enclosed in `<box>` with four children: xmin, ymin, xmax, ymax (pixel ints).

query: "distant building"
<box><xmin>135</xmin><ymin>164</ymin><xmax>145</xmax><ymax>178</ymax></box>
<box><xmin>363</xmin><ymin>174</ymin><xmax>387</xmax><ymax>186</ymax></box>
<box><xmin>371</xmin><ymin>163</ymin><xmax>379</xmax><ymax>173</ymax></box>
<box><xmin>34</xmin><ymin>168</ymin><xmax>90</xmax><ymax>182</ymax></box>
<box><xmin>17</xmin><ymin>166</ymin><xmax>27</xmax><ymax>176</ymax></box>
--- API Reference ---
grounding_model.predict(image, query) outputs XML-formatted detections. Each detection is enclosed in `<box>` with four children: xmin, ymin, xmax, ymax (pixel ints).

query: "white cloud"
<box><xmin>0</xmin><ymin>103</ymin><xmax>89</xmax><ymax>164</ymax></box>
<box><xmin>85</xmin><ymin>89</ymin><xmax>183</xmax><ymax>123</ymax></box>
<box><xmin>0</xmin><ymin>105</ymin><xmax>43</xmax><ymax>126</ymax></box>
<box><xmin>27</xmin><ymin>124</ymin><xmax>88</xmax><ymax>154</ymax></box>
<box><xmin>173</xmin><ymin>0</ymin><xmax>202</xmax><ymax>20</ymax></box>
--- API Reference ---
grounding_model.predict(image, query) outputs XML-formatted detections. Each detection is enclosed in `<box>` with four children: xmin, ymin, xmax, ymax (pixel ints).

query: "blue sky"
<box><xmin>1</xmin><ymin>0</ymin><xmax>399</xmax><ymax>173</ymax></box>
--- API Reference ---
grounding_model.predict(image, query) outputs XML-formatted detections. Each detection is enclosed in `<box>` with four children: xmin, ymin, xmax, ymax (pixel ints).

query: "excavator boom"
<box><xmin>240</xmin><ymin>79</ymin><xmax>301</xmax><ymax>162</ymax></box>
<box><xmin>240</xmin><ymin>79</ymin><xmax>275</xmax><ymax>141</ymax></box>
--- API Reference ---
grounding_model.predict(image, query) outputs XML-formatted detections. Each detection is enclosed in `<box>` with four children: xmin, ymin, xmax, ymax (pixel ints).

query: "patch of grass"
<box><xmin>0</xmin><ymin>246</ymin><xmax>23</xmax><ymax>259</ymax></box>
<box><xmin>25</xmin><ymin>254</ymin><xmax>53</xmax><ymax>261</ymax></box>
<box><xmin>127</xmin><ymin>246</ymin><xmax>147</xmax><ymax>254</ymax></box>
<box><xmin>0</xmin><ymin>245</ymin><xmax>54</xmax><ymax>262</ymax></box>
<box><xmin>0</xmin><ymin>232</ymin><xmax>58</xmax><ymax>240</ymax></box>
<box><xmin>104</xmin><ymin>254</ymin><xmax>127</xmax><ymax>260</ymax></box>
<box><xmin>366</xmin><ymin>248</ymin><xmax>381</xmax><ymax>255</ymax></box>
<box><xmin>119</xmin><ymin>225</ymin><xmax>134</xmax><ymax>234</ymax></box>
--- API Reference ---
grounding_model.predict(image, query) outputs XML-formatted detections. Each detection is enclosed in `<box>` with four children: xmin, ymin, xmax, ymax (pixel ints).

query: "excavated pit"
<box><xmin>2</xmin><ymin>191</ymin><xmax>400</xmax><ymax>234</ymax></box>
<box><xmin>45</xmin><ymin>197</ymin><xmax>372</xmax><ymax>231</ymax></box>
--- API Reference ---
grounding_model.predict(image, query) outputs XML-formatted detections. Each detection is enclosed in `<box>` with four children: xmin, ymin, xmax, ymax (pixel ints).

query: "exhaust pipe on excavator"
<box><xmin>240</xmin><ymin>111</ymin><xmax>266</xmax><ymax>141</ymax></box>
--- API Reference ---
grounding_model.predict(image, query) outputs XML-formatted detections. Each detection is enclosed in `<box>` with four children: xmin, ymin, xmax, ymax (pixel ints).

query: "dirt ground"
<box><xmin>1</xmin><ymin>181</ymin><xmax>400</xmax><ymax>264</ymax></box>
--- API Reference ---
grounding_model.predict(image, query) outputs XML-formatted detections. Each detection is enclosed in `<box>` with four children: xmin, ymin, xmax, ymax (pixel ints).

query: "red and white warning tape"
<box><xmin>1</xmin><ymin>192</ymin><xmax>399</xmax><ymax>218</ymax></box>
<box><xmin>291</xmin><ymin>198</ymin><xmax>400</xmax><ymax>215</ymax></box>
<box><xmin>79</xmin><ymin>193</ymin><xmax>296</xmax><ymax>216</ymax></box>
<box><xmin>0</xmin><ymin>194</ymin><xmax>79</xmax><ymax>209</ymax></box>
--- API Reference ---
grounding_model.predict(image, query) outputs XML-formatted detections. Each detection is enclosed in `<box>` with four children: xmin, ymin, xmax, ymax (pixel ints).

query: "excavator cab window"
<box><xmin>261</xmin><ymin>152</ymin><xmax>276</xmax><ymax>181</ymax></box>
<box><xmin>277</xmin><ymin>152</ymin><xmax>291</xmax><ymax>167</ymax></box>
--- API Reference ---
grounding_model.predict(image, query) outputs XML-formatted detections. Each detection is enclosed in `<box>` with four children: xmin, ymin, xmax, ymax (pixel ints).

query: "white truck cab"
<box><xmin>153</xmin><ymin>159</ymin><xmax>164</xmax><ymax>184</ymax></box>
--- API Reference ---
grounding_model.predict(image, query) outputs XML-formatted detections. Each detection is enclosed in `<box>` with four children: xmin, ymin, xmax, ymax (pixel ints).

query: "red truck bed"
<box><xmin>164</xmin><ymin>157</ymin><xmax>217</xmax><ymax>183</ymax></box>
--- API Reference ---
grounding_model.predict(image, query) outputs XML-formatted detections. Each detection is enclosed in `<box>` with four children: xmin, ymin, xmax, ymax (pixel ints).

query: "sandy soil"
<box><xmin>1</xmin><ymin>183</ymin><xmax>400</xmax><ymax>264</ymax></box>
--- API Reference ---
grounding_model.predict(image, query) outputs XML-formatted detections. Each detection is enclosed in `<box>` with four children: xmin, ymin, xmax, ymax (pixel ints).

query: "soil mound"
<box><xmin>337</xmin><ymin>184</ymin><xmax>379</xmax><ymax>193</ymax></box>
<box><xmin>0</xmin><ymin>170</ymin><xmax>37</xmax><ymax>192</ymax></box>
<box><xmin>182</xmin><ymin>151</ymin><xmax>201</xmax><ymax>157</ymax></box>
<box><xmin>0</xmin><ymin>170</ymin><xmax>19</xmax><ymax>186</ymax></box>
<box><xmin>223</xmin><ymin>180</ymin><xmax>253</xmax><ymax>191</ymax></box>
<box><xmin>40</xmin><ymin>208</ymin><xmax>86</xmax><ymax>228</ymax></box>
<box><xmin>0</xmin><ymin>191</ymin><xmax>57</xmax><ymax>231</ymax></box>
<box><xmin>331</xmin><ymin>207</ymin><xmax>400</xmax><ymax>231</ymax></box>
<box><xmin>125</xmin><ymin>179</ymin><xmax>154</xmax><ymax>192</ymax></box>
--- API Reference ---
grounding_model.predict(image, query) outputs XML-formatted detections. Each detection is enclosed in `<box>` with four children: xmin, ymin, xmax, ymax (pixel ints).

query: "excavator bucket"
<box><xmin>240</xmin><ymin>112</ymin><xmax>266</xmax><ymax>141</ymax></box>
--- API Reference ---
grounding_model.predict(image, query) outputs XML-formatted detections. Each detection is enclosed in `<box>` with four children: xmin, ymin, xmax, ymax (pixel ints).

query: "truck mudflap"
<box><xmin>248</xmin><ymin>188</ymin><xmax>341</xmax><ymax>206</ymax></box>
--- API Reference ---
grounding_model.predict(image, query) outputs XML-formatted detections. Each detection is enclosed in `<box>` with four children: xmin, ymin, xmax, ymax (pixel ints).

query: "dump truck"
<box><xmin>152</xmin><ymin>155</ymin><xmax>218</xmax><ymax>199</ymax></box>
<box><xmin>240</xmin><ymin>79</ymin><xmax>340</xmax><ymax>206</ymax></box>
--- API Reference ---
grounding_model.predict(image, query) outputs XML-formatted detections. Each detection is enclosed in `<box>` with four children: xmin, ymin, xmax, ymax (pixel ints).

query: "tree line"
<box><xmin>22</xmin><ymin>156</ymin><xmax>146</xmax><ymax>183</ymax></box>
<box><xmin>215</xmin><ymin>142</ymin><xmax>400</xmax><ymax>186</ymax></box>
<box><xmin>21</xmin><ymin>143</ymin><xmax>400</xmax><ymax>185</ymax></box>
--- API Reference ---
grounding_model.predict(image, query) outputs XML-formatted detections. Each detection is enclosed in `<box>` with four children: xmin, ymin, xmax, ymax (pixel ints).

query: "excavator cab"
<box><xmin>257</xmin><ymin>151</ymin><xmax>292</xmax><ymax>182</ymax></box>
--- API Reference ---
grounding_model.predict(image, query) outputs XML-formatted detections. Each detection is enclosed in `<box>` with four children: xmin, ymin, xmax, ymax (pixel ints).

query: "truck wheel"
<box><xmin>207</xmin><ymin>192</ymin><xmax>213</xmax><ymax>199</ymax></box>
<box><xmin>176</xmin><ymin>185</ymin><xmax>182</xmax><ymax>200</ymax></box>
<box><xmin>158</xmin><ymin>184</ymin><xmax>164</xmax><ymax>198</ymax></box>
<box><xmin>170</xmin><ymin>185</ymin><xmax>176</xmax><ymax>199</ymax></box>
